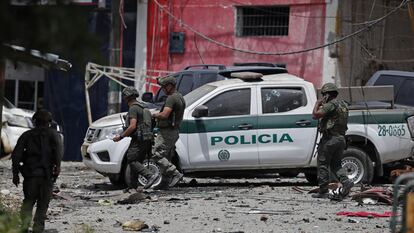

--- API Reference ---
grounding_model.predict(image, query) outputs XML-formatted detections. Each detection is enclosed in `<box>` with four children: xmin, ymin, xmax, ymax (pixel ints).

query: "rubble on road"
<box><xmin>351</xmin><ymin>188</ymin><xmax>393</xmax><ymax>205</ymax></box>
<box><xmin>390</xmin><ymin>165</ymin><xmax>414</xmax><ymax>181</ymax></box>
<box><xmin>116</xmin><ymin>192</ymin><xmax>150</xmax><ymax>205</ymax></box>
<box><xmin>122</xmin><ymin>219</ymin><xmax>148</xmax><ymax>231</ymax></box>
<box><xmin>337</xmin><ymin>211</ymin><xmax>393</xmax><ymax>218</ymax></box>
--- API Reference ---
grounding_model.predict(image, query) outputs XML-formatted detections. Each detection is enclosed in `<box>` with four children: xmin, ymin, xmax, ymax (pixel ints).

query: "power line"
<box><xmin>152</xmin><ymin>0</ymin><xmax>410</xmax><ymax>56</ymax></box>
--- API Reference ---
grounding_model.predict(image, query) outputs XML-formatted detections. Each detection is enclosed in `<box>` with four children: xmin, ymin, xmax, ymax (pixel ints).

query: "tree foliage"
<box><xmin>0</xmin><ymin>0</ymin><xmax>103</xmax><ymax>65</ymax></box>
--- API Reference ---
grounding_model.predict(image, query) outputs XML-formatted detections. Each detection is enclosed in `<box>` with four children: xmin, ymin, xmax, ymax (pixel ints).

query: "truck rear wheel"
<box><xmin>124</xmin><ymin>159</ymin><xmax>163</xmax><ymax>189</ymax></box>
<box><xmin>342</xmin><ymin>147</ymin><xmax>374</xmax><ymax>184</ymax></box>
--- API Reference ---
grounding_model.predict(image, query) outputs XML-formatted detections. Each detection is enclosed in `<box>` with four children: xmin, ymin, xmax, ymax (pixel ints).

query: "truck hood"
<box><xmin>91</xmin><ymin>112</ymin><xmax>126</xmax><ymax>128</ymax></box>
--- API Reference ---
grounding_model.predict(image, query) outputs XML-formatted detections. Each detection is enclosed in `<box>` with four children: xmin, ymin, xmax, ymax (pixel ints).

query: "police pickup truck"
<box><xmin>81</xmin><ymin>73</ymin><xmax>414</xmax><ymax>188</ymax></box>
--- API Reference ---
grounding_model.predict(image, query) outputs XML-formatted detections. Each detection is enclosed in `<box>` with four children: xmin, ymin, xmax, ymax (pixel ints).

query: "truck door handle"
<box><xmin>238</xmin><ymin>123</ymin><xmax>253</xmax><ymax>130</ymax></box>
<box><xmin>296</xmin><ymin>120</ymin><xmax>311</xmax><ymax>127</ymax></box>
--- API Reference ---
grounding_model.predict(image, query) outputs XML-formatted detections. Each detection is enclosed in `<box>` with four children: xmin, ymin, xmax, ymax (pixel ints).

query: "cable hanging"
<box><xmin>152</xmin><ymin>0</ymin><xmax>410</xmax><ymax>56</ymax></box>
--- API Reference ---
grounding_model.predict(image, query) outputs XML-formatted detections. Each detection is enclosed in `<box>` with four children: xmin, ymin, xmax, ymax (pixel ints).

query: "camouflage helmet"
<box><xmin>122</xmin><ymin>86</ymin><xmax>139</xmax><ymax>98</ymax></box>
<box><xmin>32</xmin><ymin>109</ymin><xmax>52</xmax><ymax>125</ymax></box>
<box><xmin>321</xmin><ymin>83</ymin><xmax>338</xmax><ymax>94</ymax></box>
<box><xmin>157</xmin><ymin>76</ymin><xmax>176</xmax><ymax>87</ymax></box>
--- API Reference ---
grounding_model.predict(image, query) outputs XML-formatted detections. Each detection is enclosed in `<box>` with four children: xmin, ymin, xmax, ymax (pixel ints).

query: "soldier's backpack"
<box><xmin>133</xmin><ymin>102</ymin><xmax>154</xmax><ymax>141</ymax></box>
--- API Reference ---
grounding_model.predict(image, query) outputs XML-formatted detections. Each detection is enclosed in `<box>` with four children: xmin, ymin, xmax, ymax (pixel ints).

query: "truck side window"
<box><xmin>204</xmin><ymin>88</ymin><xmax>251</xmax><ymax>117</ymax></box>
<box><xmin>177</xmin><ymin>74</ymin><xmax>194</xmax><ymax>96</ymax></box>
<box><xmin>261</xmin><ymin>88</ymin><xmax>306</xmax><ymax>113</ymax></box>
<box><xmin>395</xmin><ymin>79</ymin><xmax>414</xmax><ymax>107</ymax></box>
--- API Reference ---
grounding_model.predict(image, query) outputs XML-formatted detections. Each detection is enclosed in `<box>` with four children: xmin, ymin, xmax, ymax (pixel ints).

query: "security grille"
<box><xmin>236</xmin><ymin>6</ymin><xmax>290</xmax><ymax>37</ymax></box>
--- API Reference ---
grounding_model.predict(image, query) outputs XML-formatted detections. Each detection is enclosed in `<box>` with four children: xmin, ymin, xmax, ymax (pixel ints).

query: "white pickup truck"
<box><xmin>81</xmin><ymin>73</ymin><xmax>414</xmax><ymax>188</ymax></box>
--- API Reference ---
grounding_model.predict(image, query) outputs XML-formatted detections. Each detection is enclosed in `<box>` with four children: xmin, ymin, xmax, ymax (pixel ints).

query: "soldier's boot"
<box><xmin>144</xmin><ymin>173</ymin><xmax>160</xmax><ymax>189</ymax></box>
<box><xmin>340</xmin><ymin>180</ymin><xmax>354</xmax><ymax>198</ymax></box>
<box><xmin>169</xmin><ymin>172</ymin><xmax>184</xmax><ymax>187</ymax></box>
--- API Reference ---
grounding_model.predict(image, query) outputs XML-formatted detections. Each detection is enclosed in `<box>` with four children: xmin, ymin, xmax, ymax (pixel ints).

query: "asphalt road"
<box><xmin>0</xmin><ymin>161</ymin><xmax>394</xmax><ymax>233</ymax></box>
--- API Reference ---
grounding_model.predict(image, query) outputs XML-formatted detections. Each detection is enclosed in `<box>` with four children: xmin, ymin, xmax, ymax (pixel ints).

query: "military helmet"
<box><xmin>157</xmin><ymin>76</ymin><xmax>176</xmax><ymax>87</ymax></box>
<box><xmin>32</xmin><ymin>109</ymin><xmax>52</xmax><ymax>125</ymax></box>
<box><xmin>321</xmin><ymin>83</ymin><xmax>338</xmax><ymax>94</ymax></box>
<box><xmin>122</xmin><ymin>86</ymin><xmax>139</xmax><ymax>98</ymax></box>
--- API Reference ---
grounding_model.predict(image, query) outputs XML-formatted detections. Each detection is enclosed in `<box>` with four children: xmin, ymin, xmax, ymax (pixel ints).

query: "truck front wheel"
<box><xmin>124</xmin><ymin>159</ymin><xmax>163</xmax><ymax>189</ymax></box>
<box><xmin>341</xmin><ymin>147</ymin><xmax>374</xmax><ymax>184</ymax></box>
<box><xmin>108</xmin><ymin>174</ymin><xmax>125</xmax><ymax>186</ymax></box>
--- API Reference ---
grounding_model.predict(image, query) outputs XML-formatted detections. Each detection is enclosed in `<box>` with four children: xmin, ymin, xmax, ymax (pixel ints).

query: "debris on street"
<box><xmin>97</xmin><ymin>199</ymin><xmax>113</xmax><ymax>206</ymax></box>
<box><xmin>122</xmin><ymin>219</ymin><xmax>148</xmax><ymax>231</ymax></box>
<box><xmin>351</xmin><ymin>188</ymin><xmax>393</xmax><ymax>205</ymax></box>
<box><xmin>0</xmin><ymin>161</ymin><xmax>395</xmax><ymax>232</ymax></box>
<box><xmin>116</xmin><ymin>192</ymin><xmax>150</xmax><ymax>205</ymax></box>
<box><xmin>337</xmin><ymin>211</ymin><xmax>394</xmax><ymax>218</ymax></box>
<box><xmin>390</xmin><ymin>165</ymin><xmax>414</xmax><ymax>181</ymax></box>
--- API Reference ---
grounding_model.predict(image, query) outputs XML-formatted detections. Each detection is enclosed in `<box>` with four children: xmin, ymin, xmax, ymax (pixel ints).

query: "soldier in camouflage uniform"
<box><xmin>113</xmin><ymin>87</ymin><xmax>159</xmax><ymax>190</ymax></box>
<box><xmin>311</xmin><ymin>83</ymin><xmax>354</xmax><ymax>199</ymax></box>
<box><xmin>152</xmin><ymin>76</ymin><xmax>185</xmax><ymax>188</ymax></box>
<box><xmin>12</xmin><ymin>109</ymin><xmax>63</xmax><ymax>233</ymax></box>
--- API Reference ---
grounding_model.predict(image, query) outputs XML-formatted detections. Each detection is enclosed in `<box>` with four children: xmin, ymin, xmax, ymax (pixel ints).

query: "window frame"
<box><xmin>235</xmin><ymin>5</ymin><xmax>290</xmax><ymax>37</ymax></box>
<box><xmin>259</xmin><ymin>86</ymin><xmax>307</xmax><ymax>114</ymax></box>
<box><xmin>201</xmin><ymin>87</ymin><xmax>253</xmax><ymax>118</ymax></box>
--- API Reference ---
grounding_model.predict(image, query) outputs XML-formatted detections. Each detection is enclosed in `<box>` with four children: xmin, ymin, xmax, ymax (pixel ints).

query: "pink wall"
<box><xmin>147</xmin><ymin>0</ymin><xmax>326</xmax><ymax>92</ymax></box>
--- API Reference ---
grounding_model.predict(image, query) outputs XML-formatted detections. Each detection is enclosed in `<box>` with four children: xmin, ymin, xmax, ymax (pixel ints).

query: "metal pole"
<box><xmin>108</xmin><ymin>0</ymin><xmax>122</xmax><ymax>115</ymax></box>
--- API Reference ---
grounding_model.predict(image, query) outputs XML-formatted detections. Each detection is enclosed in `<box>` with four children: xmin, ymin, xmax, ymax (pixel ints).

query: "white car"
<box><xmin>1</xmin><ymin>99</ymin><xmax>34</xmax><ymax>157</ymax></box>
<box><xmin>81</xmin><ymin>73</ymin><xmax>414</xmax><ymax>188</ymax></box>
<box><xmin>1</xmin><ymin>98</ymin><xmax>63</xmax><ymax>158</ymax></box>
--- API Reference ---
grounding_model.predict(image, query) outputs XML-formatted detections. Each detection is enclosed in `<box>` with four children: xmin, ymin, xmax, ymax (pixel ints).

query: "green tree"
<box><xmin>0</xmin><ymin>0</ymin><xmax>102</xmax><ymax>64</ymax></box>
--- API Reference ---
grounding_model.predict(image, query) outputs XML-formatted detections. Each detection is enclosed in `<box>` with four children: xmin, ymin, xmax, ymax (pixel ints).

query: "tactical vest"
<box><xmin>158</xmin><ymin>93</ymin><xmax>185</xmax><ymax>129</ymax></box>
<box><xmin>320</xmin><ymin>99</ymin><xmax>349</xmax><ymax>136</ymax></box>
<box><xmin>131</xmin><ymin>102</ymin><xmax>154</xmax><ymax>141</ymax></box>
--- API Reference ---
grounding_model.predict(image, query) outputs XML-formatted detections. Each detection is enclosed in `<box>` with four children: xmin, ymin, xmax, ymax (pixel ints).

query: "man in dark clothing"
<box><xmin>113</xmin><ymin>86</ymin><xmax>159</xmax><ymax>190</ymax></box>
<box><xmin>152</xmin><ymin>76</ymin><xmax>185</xmax><ymax>188</ymax></box>
<box><xmin>311</xmin><ymin>83</ymin><xmax>354</xmax><ymax>199</ymax></box>
<box><xmin>12</xmin><ymin>109</ymin><xmax>63</xmax><ymax>233</ymax></box>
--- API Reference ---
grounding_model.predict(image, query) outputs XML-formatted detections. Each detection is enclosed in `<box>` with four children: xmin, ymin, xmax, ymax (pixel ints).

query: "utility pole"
<box><xmin>108</xmin><ymin>0</ymin><xmax>122</xmax><ymax>115</ymax></box>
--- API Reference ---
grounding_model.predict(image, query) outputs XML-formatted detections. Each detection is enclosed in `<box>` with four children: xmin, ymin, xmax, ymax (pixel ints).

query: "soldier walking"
<box><xmin>151</xmin><ymin>76</ymin><xmax>185</xmax><ymax>188</ymax></box>
<box><xmin>113</xmin><ymin>86</ymin><xmax>159</xmax><ymax>190</ymax></box>
<box><xmin>12</xmin><ymin>109</ymin><xmax>63</xmax><ymax>233</ymax></box>
<box><xmin>311</xmin><ymin>83</ymin><xmax>354</xmax><ymax>199</ymax></box>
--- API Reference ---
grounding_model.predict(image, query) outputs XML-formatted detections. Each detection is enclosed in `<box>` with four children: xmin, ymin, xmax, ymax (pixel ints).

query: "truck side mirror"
<box><xmin>192</xmin><ymin>105</ymin><xmax>209</xmax><ymax>118</ymax></box>
<box><xmin>142</xmin><ymin>92</ymin><xmax>153</xmax><ymax>103</ymax></box>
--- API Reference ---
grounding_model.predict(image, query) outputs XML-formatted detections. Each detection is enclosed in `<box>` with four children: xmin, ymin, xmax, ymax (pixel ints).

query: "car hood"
<box><xmin>4</xmin><ymin>106</ymin><xmax>34</xmax><ymax>118</ymax></box>
<box><xmin>91</xmin><ymin>112</ymin><xmax>126</xmax><ymax>128</ymax></box>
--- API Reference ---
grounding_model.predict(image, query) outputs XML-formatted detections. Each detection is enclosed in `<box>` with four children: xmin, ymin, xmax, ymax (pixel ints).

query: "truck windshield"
<box><xmin>184</xmin><ymin>85</ymin><xmax>217</xmax><ymax>106</ymax></box>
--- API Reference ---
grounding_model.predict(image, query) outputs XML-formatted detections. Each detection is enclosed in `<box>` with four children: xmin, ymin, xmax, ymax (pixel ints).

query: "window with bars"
<box><xmin>236</xmin><ymin>6</ymin><xmax>290</xmax><ymax>37</ymax></box>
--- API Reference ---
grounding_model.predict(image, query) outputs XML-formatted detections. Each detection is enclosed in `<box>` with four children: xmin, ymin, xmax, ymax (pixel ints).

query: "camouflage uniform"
<box><xmin>12</xmin><ymin>114</ymin><xmax>63</xmax><ymax>233</ymax></box>
<box><xmin>317</xmin><ymin>98</ymin><xmax>352</xmax><ymax>194</ymax></box>
<box><xmin>153</xmin><ymin>91</ymin><xmax>185</xmax><ymax>180</ymax></box>
<box><xmin>124</xmin><ymin>101</ymin><xmax>154</xmax><ymax>189</ymax></box>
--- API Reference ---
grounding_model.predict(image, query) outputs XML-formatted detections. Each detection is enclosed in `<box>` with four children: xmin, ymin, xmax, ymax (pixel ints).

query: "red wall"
<box><xmin>147</xmin><ymin>0</ymin><xmax>326</xmax><ymax>92</ymax></box>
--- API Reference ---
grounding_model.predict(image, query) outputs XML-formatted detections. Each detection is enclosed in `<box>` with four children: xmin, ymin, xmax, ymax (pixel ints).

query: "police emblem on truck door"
<box><xmin>218</xmin><ymin>150</ymin><xmax>230</xmax><ymax>161</ymax></box>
